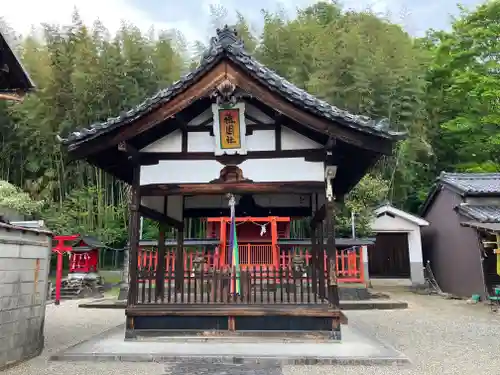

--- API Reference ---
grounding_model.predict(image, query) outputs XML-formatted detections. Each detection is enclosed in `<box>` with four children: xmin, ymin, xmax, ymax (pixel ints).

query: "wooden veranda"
<box><xmin>59</xmin><ymin>26</ymin><xmax>401</xmax><ymax>340</ymax></box>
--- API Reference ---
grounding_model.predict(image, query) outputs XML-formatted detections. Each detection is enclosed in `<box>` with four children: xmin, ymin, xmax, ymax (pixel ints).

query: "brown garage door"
<box><xmin>369</xmin><ymin>233</ymin><xmax>411</xmax><ymax>278</ymax></box>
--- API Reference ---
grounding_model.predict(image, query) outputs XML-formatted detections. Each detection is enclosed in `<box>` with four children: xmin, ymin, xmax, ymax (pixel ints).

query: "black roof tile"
<box><xmin>439</xmin><ymin>172</ymin><xmax>500</xmax><ymax>195</ymax></box>
<box><xmin>60</xmin><ymin>26</ymin><xmax>402</xmax><ymax>147</ymax></box>
<box><xmin>456</xmin><ymin>205</ymin><xmax>500</xmax><ymax>223</ymax></box>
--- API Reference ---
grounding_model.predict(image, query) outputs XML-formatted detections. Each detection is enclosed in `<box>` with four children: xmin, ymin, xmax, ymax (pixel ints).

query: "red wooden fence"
<box><xmin>137</xmin><ymin>245</ymin><xmax>364</xmax><ymax>283</ymax></box>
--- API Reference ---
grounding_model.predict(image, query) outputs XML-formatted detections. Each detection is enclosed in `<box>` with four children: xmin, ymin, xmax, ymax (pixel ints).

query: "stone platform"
<box><xmin>49</xmin><ymin>322</ymin><xmax>410</xmax><ymax>366</ymax></box>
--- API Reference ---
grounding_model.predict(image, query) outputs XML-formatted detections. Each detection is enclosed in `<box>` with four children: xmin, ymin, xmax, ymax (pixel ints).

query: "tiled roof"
<box><xmin>60</xmin><ymin>26</ymin><xmax>403</xmax><ymax>147</ymax></box>
<box><xmin>439</xmin><ymin>172</ymin><xmax>500</xmax><ymax>195</ymax></box>
<box><xmin>456</xmin><ymin>205</ymin><xmax>500</xmax><ymax>223</ymax></box>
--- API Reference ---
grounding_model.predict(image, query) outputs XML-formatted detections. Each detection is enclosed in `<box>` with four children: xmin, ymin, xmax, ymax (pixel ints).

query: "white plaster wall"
<box><xmin>141</xmin><ymin>126</ymin><xmax>323</xmax><ymax>154</ymax></box>
<box><xmin>140</xmin><ymin>129</ymin><xmax>182</xmax><ymax>152</ymax></box>
<box><xmin>246</xmin><ymin>130</ymin><xmax>275</xmax><ymax>151</ymax></box>
<box><xmin>0</xmin><ymin>225</ymin><xmax>52</xmax><ymax>369</ymax></box>
<box><xmin>361</xmin><ymin>245</ymin><xmax>370</xmax><ymax>286</ymax></box>
<box><xmin>371</xmin><ymin>214</ymin><xmax>425</xmax><ymax>284</ymax></box>
<box><xmin>371</xmin><ymin>214</ymin><xmax>417</xmax><ymax>232</ymax></box>
<box><xmin>141</xmin><ymin>196</ymin><xmax>165</xmax><ymax>214</ymax></box>
<box><xmin>166</xmin><ymin>195</ymin><xmax>183</xmax><ymax>222</ymax></box>
<box><xmin>281</xmin><ymin>127</ymin><xmax>322</xmax><ymax>150</ymax></box>
<box><xmin>187</xmin><ymin>103</ymin><xmax>274</xmax><ymax>126</ymax></box>
<box><xmin>140</xmin><ymin>158</ymin><xmax>324</xmax><ymax>185</ymax></box>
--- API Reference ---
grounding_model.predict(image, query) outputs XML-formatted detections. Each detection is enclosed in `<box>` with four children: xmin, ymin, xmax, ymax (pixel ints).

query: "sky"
<box><xmin>2</xmin><ymin>0</ymin><xmax>487</xmax><ymax>44</ymax></box>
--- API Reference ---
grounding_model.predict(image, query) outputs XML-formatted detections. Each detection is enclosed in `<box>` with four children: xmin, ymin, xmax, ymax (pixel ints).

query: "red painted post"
<box><xmin>52</xmin><ymin>234</ymin><xmax>80</xmax><ymax>306</ymax></box>
<box><xmin>54</xmin><ymin>251</ymin><xmax>63</xmax><ymax>305</ymax></box>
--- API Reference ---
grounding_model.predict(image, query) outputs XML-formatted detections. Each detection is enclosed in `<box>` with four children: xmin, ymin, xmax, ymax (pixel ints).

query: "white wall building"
<box><xmin>370</xmin><ymin>204</ymin><xmax>429</xmax><ymax>286</ymax></box>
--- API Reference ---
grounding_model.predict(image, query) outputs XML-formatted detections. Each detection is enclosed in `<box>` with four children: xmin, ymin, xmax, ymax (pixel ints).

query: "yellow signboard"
<box><xmin>218</xmin><ymin>108</ymin><xmax>241</xmax><ymax>149</ymax></box>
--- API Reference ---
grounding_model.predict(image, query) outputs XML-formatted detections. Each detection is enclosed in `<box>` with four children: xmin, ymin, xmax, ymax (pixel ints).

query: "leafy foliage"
<box><xmin>1</xmin><ymin>1</ymin><xmax>497</xmax><ymax>244</ymax></box>
<box><xmin>336</xmin><ymin>175</ymin><xmax>389</xmax><ymax>237</ymax></box>
<box><xmin>0</xmin><ymin>180</ymin><xmax>43</xmax><ymax>215</ymax></box>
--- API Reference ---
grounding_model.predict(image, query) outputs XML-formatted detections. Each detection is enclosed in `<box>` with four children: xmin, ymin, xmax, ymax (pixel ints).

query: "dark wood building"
<box><xmin>0</xmin><ymin>31</ymin><xmax>35</xmax><ymax>100</ymax></box>
<box><xmin>421</xmin><ymin>172</ymin><xmax>500</xmax><ymax>298</ymax></box>
<box><xmin>59</xmin><ymin>26</ymin><xmax>401</xmax><ymax>339</ymax></box>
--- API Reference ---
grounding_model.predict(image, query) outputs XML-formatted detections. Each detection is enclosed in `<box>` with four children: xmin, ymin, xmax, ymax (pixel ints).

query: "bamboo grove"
<box><xmin>0</xmin><ymin>1</ymin><xmax>499</xmax><ymax>246</ymax></box>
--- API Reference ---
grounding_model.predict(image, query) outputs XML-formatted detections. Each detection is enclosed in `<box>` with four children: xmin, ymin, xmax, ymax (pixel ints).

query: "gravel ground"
<box><xmin>3</xmin><ymin>293</ymin><xmax>500</xmax><ymax>375</ymax></box>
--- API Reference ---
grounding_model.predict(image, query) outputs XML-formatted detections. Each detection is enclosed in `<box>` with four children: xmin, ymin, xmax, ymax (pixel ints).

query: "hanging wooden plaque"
<box><xmin>212</xmin><ymin>102</ymin><xmax>247</xmax><ymax>155</ymax></box>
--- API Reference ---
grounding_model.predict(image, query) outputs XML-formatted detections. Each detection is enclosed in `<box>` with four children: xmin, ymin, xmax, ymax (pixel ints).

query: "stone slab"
<box><xmin>49</xmin><ymin>322</ymin><xmax>410</xmax><ymax>366</ymax></box>
<box><xmin>78</xmin><ymin>298</ymin><xmax>408</xmax><ymax>310</ymax></box>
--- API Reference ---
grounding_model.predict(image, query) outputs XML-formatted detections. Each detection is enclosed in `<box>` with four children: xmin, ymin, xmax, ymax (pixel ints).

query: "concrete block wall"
<box><xmin>0</xmin><ymin>223</ymin><xmax>52</xmax><ymax>369</ymax></box>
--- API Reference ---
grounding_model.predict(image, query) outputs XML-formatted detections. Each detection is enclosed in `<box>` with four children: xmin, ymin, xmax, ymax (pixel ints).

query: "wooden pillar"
<box><xmin>220</xmin><ymin>217</ymin><xmax>227</xmax><ymax>266</ymax></box>
<box><xmin>175</xmin><ymin>225</ymin><xmax>184</xmax><ymax>292</ymax></box>
<box><xmin>54</xmin><ymin>251</ymin><xmax>63</xmax><ymax>305</ymax></box>
<box><xmin>271</xmin><ymin>217</ymin><xmax>279</xmax><ymax>267</ymax></box>
<box><xmin>155</xmin><ymin>223</ymin><xmax>166</xmax><ymax>302</ymax></box>
<box><xmin>318</xmin><ymin>220</ymin><xmax>326</xmax><ymax>299</ymax></box>
<box><xmin>127</xmin><ymin>164</ymin><xmax>141</xmax><ymax>306</ymax></box>
<box><xmin>325</xmin><ymin>201</ymin><xmax>340</xmax><ymax>306</ymax></box>
<box><xmin>310</xmin><ymin>223</ymin><xmax>318</xmax><ymax>294</ymax></box>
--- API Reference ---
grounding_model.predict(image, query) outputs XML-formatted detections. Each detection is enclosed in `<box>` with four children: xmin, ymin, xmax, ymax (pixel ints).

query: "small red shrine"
<box><xmin>206</xmin><ymin>216</ymin><xmax>290</xmax><ymax>269</ymax></box>
<box><xmin>52</xmin><ymin>234</ymin><xmax>104</xmax><ymax>304</ymax></box>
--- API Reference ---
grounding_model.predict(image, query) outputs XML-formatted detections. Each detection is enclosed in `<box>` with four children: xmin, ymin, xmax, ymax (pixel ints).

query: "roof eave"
<box><xmin>1</xmin><ymin>33</ymin><xmax>36</xmax><ymax>92</ymax></box>
<box><xmin>375</xmin><ymin>204</ymin><xmax>429</xmax><ymax>226</ymax></box>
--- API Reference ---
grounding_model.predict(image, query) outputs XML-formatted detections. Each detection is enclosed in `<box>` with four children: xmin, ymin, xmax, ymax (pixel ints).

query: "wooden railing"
<box><xmin>134</xmin><ymin>265</ymin><xmax>330</xmax><ymax>305</ymax></box>
<box><xmin>137</xmin><ymin>245</ymin><xmax>364</xmax><ymax>284</ymax></box>
<box><xmin>279</xmin><ymin>247</ymin><xmax>364</xmax><ymax>283</ymax></box>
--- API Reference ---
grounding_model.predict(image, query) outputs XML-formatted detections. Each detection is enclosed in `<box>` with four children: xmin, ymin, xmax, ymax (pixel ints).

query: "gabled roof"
<box><xmin>0</xmin><ymin>31</ymin><xmax>35</xmax><ymax>97</ymax></box>
<box><xmin>59</xmin><ymin>25</ymin><xmax>403</xmax><ymax>149</ymax></box>
<box><xmin>421</xmin><ymin>172</ymin><xmax>500</xmax><ymax>216</ymax></box>
<box><xmin>456</xmin><ymin>204</ymin><xmax>500</xmax><ymax>223</ymax></box>
<box><xmin>440</xmin><ymin>172</ymin><xmax>500</xmax><ymax>195</ymax></box>
<box><xmin>374</xmin><ymin>204</ymin><xmax>429</xmax><ymax>226</ymax></box>
<box><xmin>71</xmin><ymin>235</ymin><xmax>105</xmax><ymax>249</ymax></box>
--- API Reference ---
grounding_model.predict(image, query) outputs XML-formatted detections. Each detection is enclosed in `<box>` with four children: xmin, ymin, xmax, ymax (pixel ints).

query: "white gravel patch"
<box><xmin>284</xmin><ymin>292</ymin><xmax>500</xmax><ymax>375</ymax></box>
<box><xmin>4</xmin><ymin>293</ymin><xmax>500</xmax><ymax>375</ymax></box>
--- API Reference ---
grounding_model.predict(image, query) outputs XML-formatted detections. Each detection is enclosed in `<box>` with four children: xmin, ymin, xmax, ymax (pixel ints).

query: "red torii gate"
<box><xmin>52</xmin><ymin>235</ymin><xmax>77</xmax><ymax>305</ymax></box>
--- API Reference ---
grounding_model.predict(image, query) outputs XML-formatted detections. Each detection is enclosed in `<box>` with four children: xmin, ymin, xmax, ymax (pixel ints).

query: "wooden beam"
<box><xmin>0</xmin><ymin>93</ymin><xmax>24</xmax><ymax>102</ymax></box>
<box><xmin>140</xmin><ymin>149</ymin><xmax>324</xmax><ymax>163</ymax></box>
<box><xmin>325</xmin><ymin>136</ymin><xmax>337</xmax><ymax>150</ymax></box>
<box><xmin>126</xmin><ymin>304</ymin><xmax>346</xmax><ymax>319</ymax></box>
<box><xmin>275</xmin><ymin>124</ymin><xmax>282</xmax><ymax>151</ymax></box>
<box><xmin>118</xmin><ymin>141</ymin><xmax>140</xmax><ymax>162</ymax></box>
<box><xmin>140</xmin><ymin>181</ymin><xmax>324</xmax><ymax>196</ymax></box>
<box><xmin>310</xmin><ymin>204</ymin><xmax>326</xmax><ymax>228</ymax></box>
<box><xmin>139</xmin><ymin>205</ymin><xmax>183</xmax><ymax>230</ymax></box>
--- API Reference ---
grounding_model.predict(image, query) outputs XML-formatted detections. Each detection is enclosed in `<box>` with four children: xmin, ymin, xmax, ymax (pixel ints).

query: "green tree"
<box><xmin>424</xmin><ymin>1</ymin><xmax>500</xmax><ymax>174</ymax></box>
<box><xmin>0</xmin><ymin>180</ymin><xmax>43</xmax><ymax>215</ymax></box>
